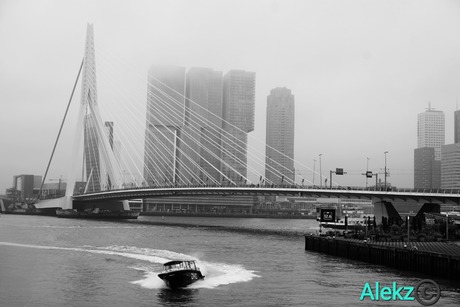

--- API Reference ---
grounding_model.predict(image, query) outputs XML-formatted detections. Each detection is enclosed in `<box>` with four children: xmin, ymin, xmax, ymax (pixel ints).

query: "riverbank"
<box><xmin>305</xmin><ymin>235</ymin><xmax>460</xmax><ymax>281</ymax></box>
<box><xmin>140</xmin><ymin>211</ymin><xmax>316</xmax><ymax>219</ymax></box>
<box><xmin>2</xmin><ymin>209</ymin><xmax>317</xmax><ymax>220</ymax></box>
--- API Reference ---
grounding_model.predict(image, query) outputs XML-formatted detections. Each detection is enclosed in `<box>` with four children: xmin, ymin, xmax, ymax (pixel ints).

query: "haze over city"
<box><xmin>1</xmin><ymin>0</ymin><xmax>460</xmax><ymax>193</ymax></box>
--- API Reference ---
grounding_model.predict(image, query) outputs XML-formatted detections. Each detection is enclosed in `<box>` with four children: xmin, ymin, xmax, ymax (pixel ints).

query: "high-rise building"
<box><xmin>441</xmin><ymin>143</ymin><xmax>460</xmax><ymax>188</ymax></box>
<box><xmin>441</xmin><ymin>109</ymin><xmax>460</xmax><ymax>188</ymax></box>
<box><xmin>265</xmin><ymin>87</ymin><xmax>295</xmax><ymax>184</ymax></box>
<box><xmin>221</xmin><ymin>70</ymin><xmax>256</xmax><ymax>183</ymax></box>
<box><xmin>143</xmin><ymin>67</ymin><xmax>257</xmax><ymax>211</ymax></box>
<box><xmin>455</xmin><ymin>110</ymin><xmax>460</xmax><ymax>144</ymax></box>
<box><xmin>105</xmin><ymin>121</ymin><xmax>114</xmax><ymax>150</ymax></box>
<box><xmin>144</xmin><ymin>65</ymin><xmax>185</xmax><ymax>186</ymax></box>
<box><xmin>183</xmin><ymin>67</ymin><xmax>223</xmax><ymax>182</ymax></box>
<box><xmin>417</xmin><ymin>106</ymin><xmax>445</xmax><ymax>160</ymax></box>
<box><xmin>84</xmin><ymin>116</ymin><xmax>101</xmax><ymax>192</ymax></box>
<box><xmin>414</xmin><ymin>106</ymin><xmax>444</xmax><ymax>189</ymax></box>
<box><xmin>414</xmin><ymin>147</ymin><xmax>440</xmax><ymax>189</ymax></box>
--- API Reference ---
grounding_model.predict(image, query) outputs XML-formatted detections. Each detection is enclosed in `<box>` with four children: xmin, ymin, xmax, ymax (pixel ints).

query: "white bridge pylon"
<box><xmin>61</xmin><ymin>96</ymin><xmax>129</xmax><ymax>210</ymax></box>
<box><xmin>61</xmin><ymin>24</ymin><xmax>129</xmax><ymax>210</ymax></box>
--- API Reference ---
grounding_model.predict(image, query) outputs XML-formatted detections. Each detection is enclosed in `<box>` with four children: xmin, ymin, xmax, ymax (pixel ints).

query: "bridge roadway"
<box><xmin>72</xmin><ymin>185</ymin><xmax>460</xmax><ymax>205</ymax></box>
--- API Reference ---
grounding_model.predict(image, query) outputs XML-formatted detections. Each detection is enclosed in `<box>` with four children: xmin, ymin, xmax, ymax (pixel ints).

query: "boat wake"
<box><xmin>132</xmin><ymin>259</ymin><xmax>259</xmax><ymax>289</ymax></box>
<box><xmin>108</xmin><ymin>245</ymin><xmax>260</xmax><ymax>289</ymax></box>
<box><xmin>0</xmin><ymin>242</ymin><xmax>259</xmax><ymax>289</ymax></box>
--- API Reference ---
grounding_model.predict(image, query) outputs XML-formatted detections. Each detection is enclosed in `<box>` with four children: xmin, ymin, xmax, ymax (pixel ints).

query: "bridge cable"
<box><xmin>35</xmin><ymin>58</ymin><xmax>84</xmax><ymax>202</ymax></box>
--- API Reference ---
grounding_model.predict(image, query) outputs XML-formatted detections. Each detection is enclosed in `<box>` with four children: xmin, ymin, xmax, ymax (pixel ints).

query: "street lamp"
<box><xmin>312</xmin><ymin>159</ymin><xmax>316</xmax><ymax>186</ymax></box>
<box><xmin>319</xmin><ymin>154</ymin><xmax>323</xmax><ymax>188</ymax></box>
<box><xmin>407</xmin><ymin>215</ymin><xmax>410</xmax><ymax>243</ymax></box>
<box><xmin>345</xmin><ymin>214</ymin><xmax>348</xmax><ymax>233</ymax></box>
<box><xmin>366</xmin><ymin>157</ymin><xmax>370</xmax><ymax>188</ymax></box>
<box><xmin>446</xmin><ymin>213</ymin><xmax>449</xmax><ymax>240</ymax></box>
<box><xmin>384</xmin><ymin>151</ymin><xmax>389</xmax><ymax>189</ymax></box>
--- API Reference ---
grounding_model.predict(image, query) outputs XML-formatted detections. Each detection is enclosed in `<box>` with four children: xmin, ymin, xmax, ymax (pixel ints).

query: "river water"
<box><xmin>1</xmin><ymin>214</ymin><xmax>459</xmax><ymax>307</ymax></box>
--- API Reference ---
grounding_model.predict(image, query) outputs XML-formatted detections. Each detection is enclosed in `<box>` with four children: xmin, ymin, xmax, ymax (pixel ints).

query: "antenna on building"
<box><xmin>426</xmin><ymin>102</ymin><xmax>434</xmax><ymax>111</ymax></box>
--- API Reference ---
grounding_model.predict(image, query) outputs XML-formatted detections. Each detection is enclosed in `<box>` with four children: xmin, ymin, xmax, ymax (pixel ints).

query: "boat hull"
<box><xmin>158</xmin><ymin>270</ymin><xmax>204</xmax><ymax>289</ymax></box>
<box><xmin>56</xmin><ymin>209</ymin><xmax>139</xmax><ymax>219</ymax></box>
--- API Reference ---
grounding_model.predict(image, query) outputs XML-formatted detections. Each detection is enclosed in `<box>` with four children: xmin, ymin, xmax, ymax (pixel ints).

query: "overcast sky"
<box><xmin>1</xmin><ymin>0</ymin><xmax>460</xmax><ymax>193</ymax></box>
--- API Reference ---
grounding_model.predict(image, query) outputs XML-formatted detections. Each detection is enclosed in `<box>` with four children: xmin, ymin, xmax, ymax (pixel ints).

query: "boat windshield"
<box><xmin>164</xmin><ymin>261</ymin><xmax>197</xmax><ymax>271</ymax></box>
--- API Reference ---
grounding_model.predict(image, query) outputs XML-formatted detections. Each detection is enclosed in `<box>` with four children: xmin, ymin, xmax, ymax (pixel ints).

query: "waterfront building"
<box><xmin>265</xmin><ymin>87</ymin><xmax>295</xmax><ymax>184</ymax></box>
<box><xmin>414</xmin><ymin>105</ymin><xmax>444</xmax><ymax>189</ymax></box>
<box><xmin>258</xmin><ymin>197</ymin><xmax>373</xmax><ymax>217</ymax></box>
<box><xmin>143</xmin><ymin>195</ymin><xmax>257</xmax><ymax>214</ymax></box>
<box><xmin>9</xmin><ymin>174</ymin><xmax>42</xmax><ymax>202</ymax></box>
<box><xmin>182</xmin><ymin>67</ymin><xmax>223</xmax><ymax>183</ymax></box>
<box><xmin>221</xmin><ymin>70</ymin><xmax>256</xmax><ymax>183</ymax></box>
<box><xmin>143</xmin><ymin>65</ymin><xmax>186</xmax><ymax>186</ymax></box>
<box><xmin>441</xmin><ymin>143</ymin><xmax>460</xmax><ymax>188</ymax></box>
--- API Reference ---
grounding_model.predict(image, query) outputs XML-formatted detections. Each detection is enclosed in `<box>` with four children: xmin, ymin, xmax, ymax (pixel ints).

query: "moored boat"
<box><xmin>319</xmin><ymin>215</ymin><xmax>375</xmax><ymax>230</ymax></box>
<box><xmin>158</xmin><ymin>260</ymin><xmax>204</xmax><ymax>289</ymax></box>
<box><xmin>56</xmin><ymin>208</ymin><xmax>139</xmax><ymax>219</ymax></box>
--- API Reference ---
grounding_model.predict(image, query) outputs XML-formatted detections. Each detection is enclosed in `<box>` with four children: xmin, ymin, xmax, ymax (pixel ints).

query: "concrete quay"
<box><xmin>305</xmin><ymin>235</ymin><xmax>460</xmax><ymax>281</ymax></box>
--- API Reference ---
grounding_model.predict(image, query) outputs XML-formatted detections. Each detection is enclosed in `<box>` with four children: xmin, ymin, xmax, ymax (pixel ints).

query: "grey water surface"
<box><xmin>1</xmin><ymin>215</ymin><xmax>459</xmax><ymax>306</ymax></box>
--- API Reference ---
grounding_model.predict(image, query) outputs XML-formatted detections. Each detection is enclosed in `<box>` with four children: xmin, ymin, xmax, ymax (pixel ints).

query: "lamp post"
<box><xmin>407</xmin><ymin>215</ymin><xmax>410</xmax><ymax>243</ymax></box>
<box><xmin>319</xmin><ymin>154</ymin><xmax>323</xmax><ymax>188</ymax></box>
<box><xmin>446</xmin><ymin>213</ymin><xmax>449</xmax><ymax>240</ymax></box>
<box><xmin>345</xmin><ymin>214</ymin><xmax>348</xmax><ymax>233</ymax></box>
<box><xmin>384</xmin><ymin>151</ymin><xmax>389</xmax><ymax>189</ymax></box>
<box><xmin>313</xmin><ymin>159</ymin><xmax>316</xmax><ymax>186</ymax></box>
<box><xmin>366</xmin><ymin>157</ymin><xmax>370</xmax><ymax>188</ymax></box>
<box><xmin>365</xmin><ymin>216</ymin><xmax>368</xmax><ymax>239</ymax></box>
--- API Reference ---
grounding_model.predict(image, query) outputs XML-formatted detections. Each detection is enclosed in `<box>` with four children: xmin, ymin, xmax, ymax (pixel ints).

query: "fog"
<box><xmin>1</xmin><ymin>0</ymin><xmax>460</xmax><ymax>192</ymax></box>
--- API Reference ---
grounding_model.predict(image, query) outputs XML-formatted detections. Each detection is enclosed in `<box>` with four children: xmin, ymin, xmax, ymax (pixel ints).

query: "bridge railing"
<box><xmin>73</xmin><ymin>183</ymin><xmax>460</xmax><ymax>196</ymax></box>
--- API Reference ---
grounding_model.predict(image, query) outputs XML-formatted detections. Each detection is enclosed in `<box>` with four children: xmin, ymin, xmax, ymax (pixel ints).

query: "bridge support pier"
<box><xmin>415</xmin><ymin>203</ymin><xmax>441</xmax><ymax>217</ymax></box>
<box><xmin>374</xmin><ymin>200</ymin><xmax>441</xmax><ymax>225</ymax></box>
<box><xmin>374</xmin><ymin>201</ymin><xmax>402</xmax><ymax>225</ymax></box>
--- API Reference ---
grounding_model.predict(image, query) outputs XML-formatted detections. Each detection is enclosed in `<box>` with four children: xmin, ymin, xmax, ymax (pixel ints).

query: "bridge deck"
<box><xmin>71</xmin><ymin>185</ymin><xmax>460</xmax><ymax>205</ymax></box>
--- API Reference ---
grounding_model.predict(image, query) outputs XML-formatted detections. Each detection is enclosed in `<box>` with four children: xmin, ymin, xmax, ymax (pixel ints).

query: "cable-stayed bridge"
<box><xmin>35</xmin><ymin>25</ymin><xmax>460</xmax><ymax>220</ymax></box>
<box><xmin>72</xmin><ymin>185</ymin><xmax>460</xmax><ymax>205</ymax></box>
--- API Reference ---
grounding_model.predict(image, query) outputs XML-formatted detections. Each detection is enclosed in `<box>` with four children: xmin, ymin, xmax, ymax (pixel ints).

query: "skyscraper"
<box><xmin>441</xmin><ymin>143</ymin><xmax>460</xmax><ymax>188</ymax></box>
<box><xmin>265</xmin><ymin>87</ymin><xmax>295</xmax><ymax>184</ymax></box>
<box><xmin>84</xmin><ymin>116</ymin><xmax>101</xmax><ymax>192</ymax></box>
<box><xmin>441</xmin><ymin>109</ymin><xmax>460</xmax><ymax>188</ymax></box>
<box><xmin>144</xmin><ymin>66</ymin><xmax>185</xmax><ymax>186</ymax></box>
<box><xmin>414</xmin><ymin>147</ymin><xmax>440</xmax><ymax>189</ymax></box>
<box><xmin>417</xmin><ymin>106</ymin><xmax>445</xmax><ymax>160</ymax></box>
<box><xmin>414</xmin><ymin>105</ymin><xmax>444</xmax><ymax>189</ymax></box>
<box><xmin>454</xmin><ymin>110</ymin><xmax>460</xmax><ymax>143</ymax></box>
<box><xmin>104</xmin><ymin>121</ymin><xmax>114</xmax><ymax>150</ymax></box>
<box><xmin>183</xmin><ymin>67</ymin><xmax>223</xmax><ymax>182</ymax></box>
<box><xmin>221</xmin><ymin>70</ymin><xmax>256</xmax><ymax>183</ymax></box>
